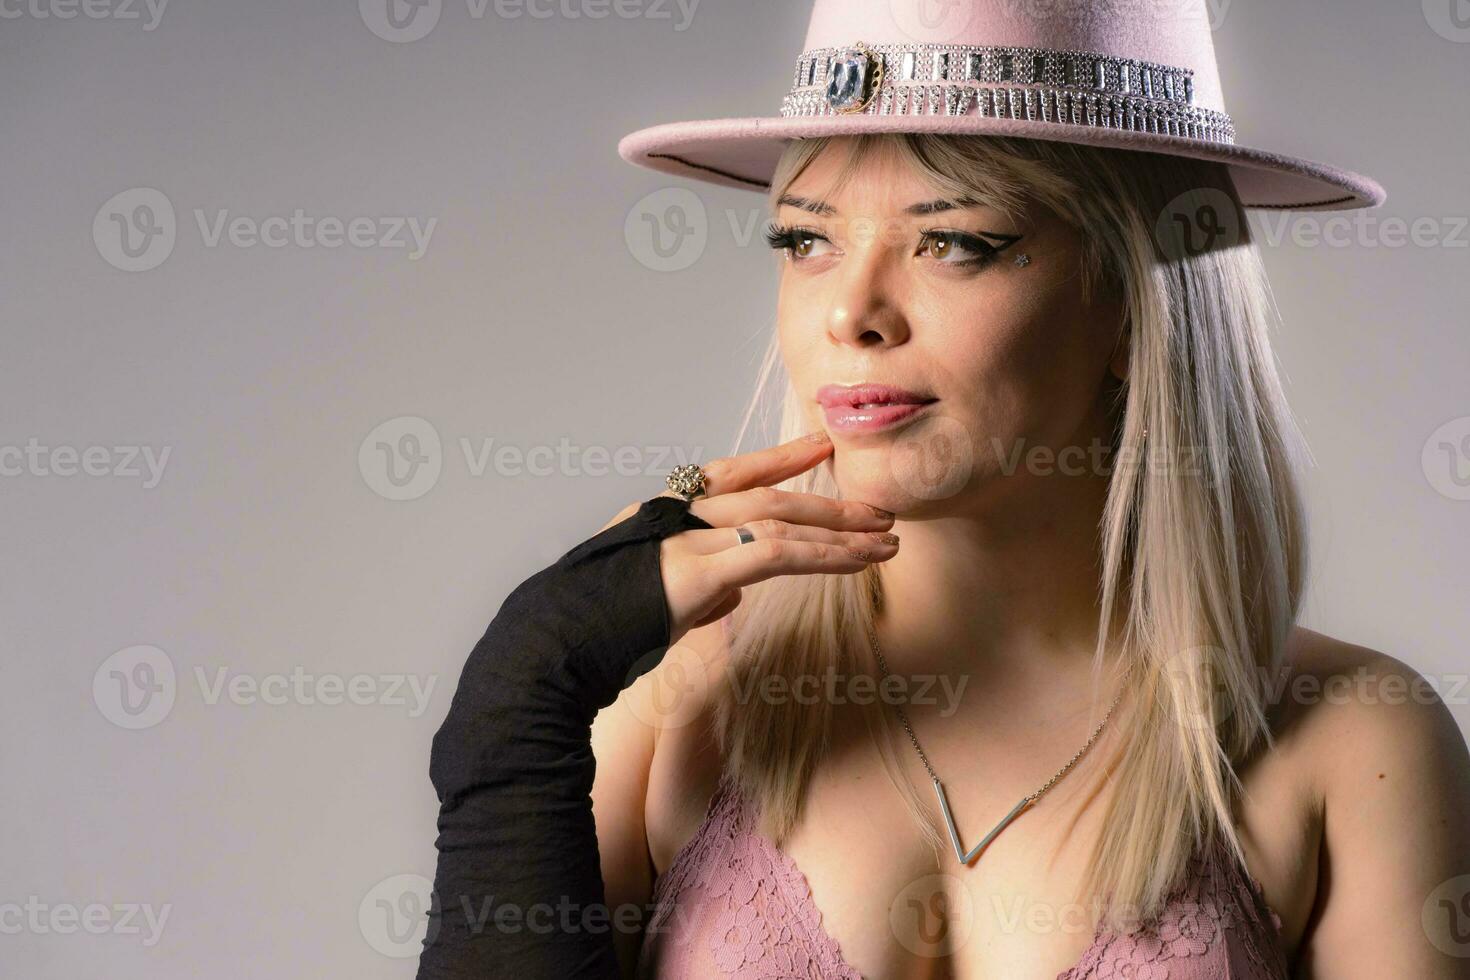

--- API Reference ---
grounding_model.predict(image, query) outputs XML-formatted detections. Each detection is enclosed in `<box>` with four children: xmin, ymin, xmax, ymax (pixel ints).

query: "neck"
<box><xmin>871</xmin><ymin>453</ymin><xmax>1131</xmax><ymax>715</ymax></box>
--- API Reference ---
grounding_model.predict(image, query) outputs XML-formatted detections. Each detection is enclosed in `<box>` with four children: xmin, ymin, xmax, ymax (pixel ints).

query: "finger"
<box><xmin>691</xmin><ymin>485</ymin><xmax>894</xmax><ymax>532</ymax></box>
<box><xmin>675</xmin><ymin>519</ymin><xmax>900</xmax><ymax>556</ymax></box>
<box><xmin>691</xmin><ymin>590</ymin><xmax>742</xmax><ymax>630</ymax></box>
<box><xmin>699</xmin><ymin>535</ymin><xmax>898</xmax><ymax>592</ymax></box>
<box><xmin>696</xmin><ymin>431</ymin><xmax>834</xmax><ymax>497</ymax></box>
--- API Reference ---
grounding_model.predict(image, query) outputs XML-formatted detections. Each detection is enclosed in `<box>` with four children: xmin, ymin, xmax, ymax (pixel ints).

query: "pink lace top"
<box><xmin>636</xmin><ymin>769</ymin><xmax>1291</xmax><ymax>979</ymax></box>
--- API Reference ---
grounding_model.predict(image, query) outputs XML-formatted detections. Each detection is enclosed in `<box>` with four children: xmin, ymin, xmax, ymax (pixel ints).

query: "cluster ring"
<box><xmin>664</xmin><ymin>463</ymin><xmax>709</xmax><ymax>502</ymax></box>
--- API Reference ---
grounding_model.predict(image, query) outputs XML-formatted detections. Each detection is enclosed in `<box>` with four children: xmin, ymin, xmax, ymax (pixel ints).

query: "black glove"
<box><xmin>416</xmin><ymin>494</ymin><xmax>714</xmax><ymax>979</ymax></box>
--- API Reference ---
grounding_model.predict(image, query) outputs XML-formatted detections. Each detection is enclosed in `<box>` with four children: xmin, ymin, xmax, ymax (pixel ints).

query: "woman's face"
<box><xmin>772</xmin><ymin>139</ymin><xmax>1128</xmax><ymax>517</ymax></box>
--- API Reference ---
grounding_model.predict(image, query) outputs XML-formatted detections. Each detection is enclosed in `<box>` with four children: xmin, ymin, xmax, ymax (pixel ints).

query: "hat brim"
<box><xmin>618</xmin><ymin>114</ymin><xmax>1385</xmax><ymax>212</ymax></box>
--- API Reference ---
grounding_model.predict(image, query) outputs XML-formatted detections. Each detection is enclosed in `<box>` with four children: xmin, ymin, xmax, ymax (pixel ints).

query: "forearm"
<box><xmin>416</xmin><ymin>495</ymin><xmax>712</xmax><ymax>979</ymax></box>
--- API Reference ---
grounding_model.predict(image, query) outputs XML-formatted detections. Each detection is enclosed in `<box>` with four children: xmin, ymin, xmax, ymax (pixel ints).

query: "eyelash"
<box><xmin>762</xmin><ymin>222</ymin><xmax>1013</xmax><ymax>270</ymax></box>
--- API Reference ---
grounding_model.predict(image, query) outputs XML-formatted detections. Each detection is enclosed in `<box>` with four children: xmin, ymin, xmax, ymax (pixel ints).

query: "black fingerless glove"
<box><xmin>416</xmin><ymin>494</ymin><xmax>714</xmax><ymax>979</ymax></box>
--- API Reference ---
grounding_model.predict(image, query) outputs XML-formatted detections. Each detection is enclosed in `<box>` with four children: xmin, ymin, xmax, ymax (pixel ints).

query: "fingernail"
<box><xmin>868</xmin><ymin>532</ymin><xmax>900</xmax><ymax>545</ymax></box>
<box><xmin>803</xmin><ymin>430</ymin><xmax>832</xmax><ymax>443</ymax></box>
<box><xmin>868</xmin><ymin>504</ymin><xmax>896</xmax><ymax>520</ymax></box>
<box><xmin>846</xmin><ymin>547</ymin><xmax>873</xmax><ymax>560</ymax></box>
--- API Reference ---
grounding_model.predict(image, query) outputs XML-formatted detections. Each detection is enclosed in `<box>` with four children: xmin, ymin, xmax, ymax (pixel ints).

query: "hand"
<box><xmin>604</xmin><ymin>432</ymin><xmax>900</xmax><ymax>646</ymax></box>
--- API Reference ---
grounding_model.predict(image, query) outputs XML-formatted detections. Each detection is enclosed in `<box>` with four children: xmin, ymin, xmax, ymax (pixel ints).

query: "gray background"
<box><xmin>1</xmin><ymin>1</ymin><xmax>1466</xmax><ymax>976</ymax></box>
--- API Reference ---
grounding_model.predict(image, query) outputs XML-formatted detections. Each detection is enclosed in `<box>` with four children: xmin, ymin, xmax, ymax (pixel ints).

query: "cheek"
<box><xmin>911</xmin><ymin>286</ymin><xmax>1044</xmax><ymax>391</ymax></box>
<box><xmin>775</xmin><ymin>287</ymin><xmax>822</xmax><ymax>377</ymax></box>
<box><xmin>918</xmin><ymin>280</ymin><xmax>1102</xmax><ymax>430</ymax></box>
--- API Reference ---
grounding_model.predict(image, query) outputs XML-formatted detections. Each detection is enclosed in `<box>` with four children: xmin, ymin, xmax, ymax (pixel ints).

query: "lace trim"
<box><xmin>1059</xmin><ymin>835</ymin><xmax>1289</xmax><ymax>979</ymax></box>
<box><xmin>645</xmin><ymin>769</ymin><xmax>861</xmax><ymax>978</ymax></box>
<box><xmin>646</xmin><ymin>770</ymin><xmax>1289</xmax><ymax>980</ymax></box>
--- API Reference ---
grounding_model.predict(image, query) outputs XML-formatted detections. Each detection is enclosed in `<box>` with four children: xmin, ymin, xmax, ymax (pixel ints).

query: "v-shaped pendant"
<box><xmin>932</xmin><ymin>777</ymin><xmax>1033</xmax><ymax>865</ymax></box>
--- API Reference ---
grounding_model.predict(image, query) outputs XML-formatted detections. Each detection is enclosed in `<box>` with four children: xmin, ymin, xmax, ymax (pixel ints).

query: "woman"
<box><xmin>417</xmin><ymin>3</ymin><xmax>1470</xmax><ymax>979</ymax></box>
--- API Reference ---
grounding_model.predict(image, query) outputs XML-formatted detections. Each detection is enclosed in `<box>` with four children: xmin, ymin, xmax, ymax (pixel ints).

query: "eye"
<box><xmin>763</xmin><ymin>222</ymin><xmax>833</xmax><ymax>261</ymax></box>
<box><xmin>917</xmin><ymin>229</ymin><xmax>1013</xmax><ymax>269</ymax></box>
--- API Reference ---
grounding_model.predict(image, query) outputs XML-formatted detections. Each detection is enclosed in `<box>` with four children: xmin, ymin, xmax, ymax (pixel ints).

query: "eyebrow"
<box><xmin>776</xmin><ymin>194</ymin><xmax>987</xmax><ymax>216</ymax></box>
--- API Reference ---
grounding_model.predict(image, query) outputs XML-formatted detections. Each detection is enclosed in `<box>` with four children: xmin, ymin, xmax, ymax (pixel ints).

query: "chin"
<box><xmin>828</xmin><ymin>449</ymin><xmax>929</xmax><ymax>516</ymax></box>
<box><xmin>830</xmin><ymin>420</ymin><xmax>979</xmax><ymax>511</ymax></box>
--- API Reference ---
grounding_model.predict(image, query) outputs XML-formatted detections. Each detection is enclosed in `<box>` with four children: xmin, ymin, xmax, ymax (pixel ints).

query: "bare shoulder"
<box><xmin>1274</xmin><ymin>625</ymin><xmax>1470</xmax><ymax>976</ymax></box>
<box><xmin>1273</xmin><ymin>626</ymin><xmax>1469</xmax><ymax>804</ymax></box>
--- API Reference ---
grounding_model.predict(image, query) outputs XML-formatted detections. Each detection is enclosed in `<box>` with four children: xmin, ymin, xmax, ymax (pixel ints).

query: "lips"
<box><xmin>815</xmin><ymin>383</ymin><xmax>937</xmax><ymax>409</ymax></box>
<box><xmin>816</xmin><ymin>383</ymin><xmax>938</xmax><ymax>434</ymax></box>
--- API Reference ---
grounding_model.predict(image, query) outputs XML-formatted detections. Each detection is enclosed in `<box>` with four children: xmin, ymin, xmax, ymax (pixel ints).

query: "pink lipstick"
<box><xmin>816</xmin><ymin>383</ymin><xmax>938</xmax><ymax>433</ymax></box>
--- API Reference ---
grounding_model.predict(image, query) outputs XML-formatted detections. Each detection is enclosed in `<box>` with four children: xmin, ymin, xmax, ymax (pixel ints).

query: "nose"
<box><xmin>825</xmin><ymin>241</ymin><xmax>910</xmax><ymax>349</ymax></box>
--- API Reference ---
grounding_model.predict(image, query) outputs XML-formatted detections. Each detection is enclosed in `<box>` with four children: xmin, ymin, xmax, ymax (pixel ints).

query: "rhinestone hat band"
<box><xmin>780</xmin><ymin>41</ymin><xmax>1236</xmax><ymax>146</ymax></box>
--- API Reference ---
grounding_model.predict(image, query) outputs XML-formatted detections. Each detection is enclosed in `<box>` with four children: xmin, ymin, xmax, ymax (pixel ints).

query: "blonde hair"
<box><xmin>710</xmin><ymin>133</ymin><xmax>1308</xmax><ymax>934</ymax></box>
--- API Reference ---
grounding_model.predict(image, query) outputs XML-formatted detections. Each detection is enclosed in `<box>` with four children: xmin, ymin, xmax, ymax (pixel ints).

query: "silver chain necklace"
<box><xmin>866</xmin><ymin>620</ymin><xmax>1125</xmax><ymax>865</ymax></box>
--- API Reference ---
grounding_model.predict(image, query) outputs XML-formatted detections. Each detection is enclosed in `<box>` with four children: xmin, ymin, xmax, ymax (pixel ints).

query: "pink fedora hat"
<box><xmin>618</xmin><ymin>0</ymin><xmax>1385</xmax><ymax>211</ymax></box>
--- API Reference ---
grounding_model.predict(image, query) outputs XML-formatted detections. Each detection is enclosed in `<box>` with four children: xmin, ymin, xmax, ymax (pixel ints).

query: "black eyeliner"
<box><xmin>763</xmin><ymin>220</ymin><xmax>1023</xmax><ymax>270</ymax></box>
<box><xmin>917</xmin><ymin>227</ymin><xmax>1023</xmax><ymax>268</ymax></box>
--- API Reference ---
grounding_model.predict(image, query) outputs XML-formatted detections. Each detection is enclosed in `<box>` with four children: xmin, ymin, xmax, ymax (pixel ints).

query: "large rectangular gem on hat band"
<box><xmin>825</xmin><ymin>48</ymin><xmax>873</xmax><ymax>112</ymax></box>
